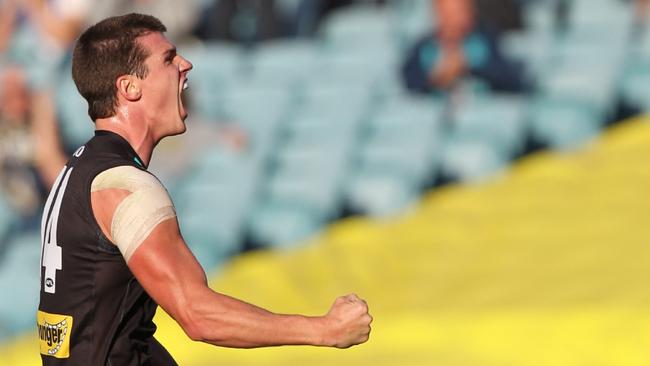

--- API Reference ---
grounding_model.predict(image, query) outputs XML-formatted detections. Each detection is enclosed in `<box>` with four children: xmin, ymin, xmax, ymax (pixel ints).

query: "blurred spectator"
<box><xmin>0</xmin><ymin>0</ymin><xmax>89</xmax><ymax>88</ymax></box>
<box><xmin>401</xmin><ymin>0</ymin><xmax>531</xmax><ymax>95</ymax></box>
<box><xmin>0</xmin><ymin>0</ymin><xmax>85</xmax><ymax>220</ymax></box>
<box><xmin>193</xmin><ymin>0</ymin><xmax>290</xmax><ymax>44</ymax></box>
<box><xmin>0</xmin><ymin>66</ymin><xmax>66</xmax><ymax>219</ymax></box>
<box><xmin>632</xmin><ymin>0</ymin><xmax>650</xmax><ymax>34</ymax></box>
<box><xmin>193</xmin><ymin>0</ymin><xmax>386</xmax><ymax>42</ymax></box>
<box><xmin>89</xmin><ymin>0</ymin><xmax>201</xmax><ymax>44</ymax></box>
<box><xmin>474</xmin><ymin>0</ymin><xmax>524</xmax><ymax>33</ymax></box>
<box><xmin>287</xmin><ymin>0</ymin><xmax>386</xmax><ymax>38</ymax></box>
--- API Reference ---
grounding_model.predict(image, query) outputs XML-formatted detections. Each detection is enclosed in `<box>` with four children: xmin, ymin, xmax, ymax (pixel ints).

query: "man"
<box><xmin>0</xmin><ymin>66</ymin><xmax>66</xmax><ymax>218</ymax></box>
<box><xmin>37</xmin><ymin>13</ymin><xmax>372</xmax><ymax>365</ymax></box>
<box><xmin>401</xmin><ymin>0</ymin><xmax>530</xmax><ymax>94</ymax></box>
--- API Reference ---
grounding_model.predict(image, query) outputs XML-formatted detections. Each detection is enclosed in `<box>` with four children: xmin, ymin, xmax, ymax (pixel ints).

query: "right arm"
<box><xmin>91</xmin><ymin>187</ymin><xmax>372</xmax><ymax>349</ymax></box>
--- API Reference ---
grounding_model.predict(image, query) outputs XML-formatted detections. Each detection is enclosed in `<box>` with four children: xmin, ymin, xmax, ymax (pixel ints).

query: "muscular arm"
<box><xmin>91</xmin><ymin>174</ymin><xmax>371</xmax><ymax>349</ymax></box>
<box><xmin>128</xmin><ymin>219</ymin><xmax>331</xmax><ymax>348</ymax></box>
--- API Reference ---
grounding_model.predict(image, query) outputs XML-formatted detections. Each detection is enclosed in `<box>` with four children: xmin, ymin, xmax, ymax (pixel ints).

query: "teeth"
<box><xmin>182</xmin><ymin>79</ymin><xmax>189</xmax><ymax>91</ymax></box>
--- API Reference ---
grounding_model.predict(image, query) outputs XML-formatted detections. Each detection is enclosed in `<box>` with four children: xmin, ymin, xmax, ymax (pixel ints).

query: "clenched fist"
<box><xmin>323</xmin><ymin>294</ymin><xmax>373</xmax><ymax>348</ymax></box>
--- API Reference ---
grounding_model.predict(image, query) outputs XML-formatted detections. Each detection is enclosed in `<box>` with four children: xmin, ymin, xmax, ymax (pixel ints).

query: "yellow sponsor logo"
<box><xmin>37</xmin><ymin>311</ymin><xmax>73</xmax><ymax>358</ymax></box>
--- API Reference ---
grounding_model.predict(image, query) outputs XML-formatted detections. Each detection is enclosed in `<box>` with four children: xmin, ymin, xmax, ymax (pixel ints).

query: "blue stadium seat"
<box><xmin>451</xmin><ymin>94</ymin><xmax>529</xmax><ymax>157</ymax></box>
<box><xmin>440</xmin><ymin>136</ymin><xmax>510</xmax><ymax>182</ymax></box>
<box><xmin>266</xmin><ymin>145</ymin><xmax>349</xmax><ymax>219</ymax></box>
<box><xmin>55</xmin><ymin>77</ymin><xmax>94</xmax><ymax>148</ymax></box>
<box><xmin>247</xmin><ymin>201</ymin><xmax>324</xmax><ymax>248</ymax></box>
<box><xmin>539</xmin><ymin>63</ymin><xmax>617</xmax><ymax>121</ymax></box>
<box><xmin>250</xmin><ymin>40</ymin><xmax>321</xmax><ymax>83</ymax></box>
<box><xmin>569</xmin><ymin>0</ymin><xmax>633</xmax><ymax>32</ymax></box>
<box><xmin>172</xmin><ymin>148</ymin><xmax>260</xmax><ymax>269</ymax></box>
<box><xmin>394</xmin><ymin>0</ymin><xmax>434</xmax><ymax>48</ymax></box>
<box><xmin>620</xmin><ymin>69</ymin><xmax>650</xmax><ymax>112</ymax></box>
<box><xmin>344</xmin><ymin>168</ymin><xmax>419</xmax><ymax>217</ymax></box>
<box><xmin>0</xmin><ymin>230</ymin><xmax>41</xmax><ymax>337</ymax></box>
<box><xmin>358</xmin><ymin>135</ymin><xmax>442</xmax><ymax>186</ymax></box>
<box><xmin>218</xmin><ymin>80</ymin><xmax>296</xmax><ymax>159</ymax></box>
<box><xmin>522</xmin><ymin>0</ymin><xmax>555</xmax><ymax>35</ymax></box>
<box><xmin>183</xmin><ymin>42</ymin><xmax>244</xmax><ymax>119</ymax></box>
<box><xmin>501</xmin><ymin>31</ymin><xmax>553</xmax><ymax>79</ymax></box>
<box><xmin>0</xmin><ymin>196</ymin><xmax>15</xmax><ymax>249</ymax></box>
<box><xmin>297</xmin><ymin>79</ymin><xmax>373</xmax><ymax>121</ymax></box>
<box><xmin>321</xmin><ymin>4</ymin><xmax>397</xmax><ymax>46</ymax></box>
<box><xmin>529</xmin><ymin>97</ymin><xmax>601</xmax><ymax>150</ymax></box>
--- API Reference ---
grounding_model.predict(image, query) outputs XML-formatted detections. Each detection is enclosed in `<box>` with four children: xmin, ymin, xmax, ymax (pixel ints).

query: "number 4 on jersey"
<box><xmin>40</xmin><ymin>166</ymin><xmax>74</xmax><ymax>294</ymax></box>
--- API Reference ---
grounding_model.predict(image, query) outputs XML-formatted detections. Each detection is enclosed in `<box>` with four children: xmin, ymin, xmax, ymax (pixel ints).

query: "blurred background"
<box><xmin>1</xmin><ymin>0</ymin><xmax>650</xmax><ymax>364</ymax></box>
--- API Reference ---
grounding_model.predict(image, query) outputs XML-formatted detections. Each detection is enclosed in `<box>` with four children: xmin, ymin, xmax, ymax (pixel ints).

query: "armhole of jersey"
<box><xmin>85</xmin><ymin>164</ymin><xmax>135</xmax><ymax>254</ymax></box>
<box><xmin>89</xmin><ymin>165</ymin><xmax>177</xmax><ymax>262</ymax></box>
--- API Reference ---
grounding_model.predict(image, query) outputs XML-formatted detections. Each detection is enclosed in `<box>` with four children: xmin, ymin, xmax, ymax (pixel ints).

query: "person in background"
<box><xmin>0</xmin><ymin>0</ymin><xmax>90</xmax><ymax>88</ymax></box>
<box><xmin>193</xmin><ymin>0</ymin><xmax>289</xmax><ymax>44</ymax></box>
<box><xmin>474</xmin><ymin>0</ymin><xmax>524</xmax><ymax>33</ymax></box>
<box><xmin>0</xmin><ymin>0</ymin><xmax>87</xmax><ymax>221</ymax></box>
<box><xmin>89</xmin><ymin>0</ymin><xmax>201</xmax><ymax>44</ymax></box>
<box><xmin>401</xmin><ymin>0</ymin><xmax>531</xmax><ymax>95</ymax></box>
<box><xmin>0</xmin><ymin>66</ymin><xmax>66</xmax><ymax>219</ymax></box>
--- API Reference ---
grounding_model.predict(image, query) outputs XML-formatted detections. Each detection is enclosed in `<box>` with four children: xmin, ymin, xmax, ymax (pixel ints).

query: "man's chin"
<box><xmin>172</xmin><ymin>122</ymin><xmax>187</xmax><ymax>136</ymax></box>
<box><xmin>165</xmin><ymin>117</ymin><xmax>187</xmax><ymax>137</ymax></box>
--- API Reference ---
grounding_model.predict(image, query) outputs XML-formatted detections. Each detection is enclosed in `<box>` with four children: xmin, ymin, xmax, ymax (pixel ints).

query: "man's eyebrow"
<box><xmin>163</xmin><ymin>47</ymin><xmax>177</xmax><ymax>59</ymax></box>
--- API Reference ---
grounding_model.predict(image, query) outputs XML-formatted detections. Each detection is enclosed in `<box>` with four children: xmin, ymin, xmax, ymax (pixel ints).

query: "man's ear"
<box><xmin>116</xmin><ymin>75</ymin><xmax>142</xmax><ymax>102</ymax></box>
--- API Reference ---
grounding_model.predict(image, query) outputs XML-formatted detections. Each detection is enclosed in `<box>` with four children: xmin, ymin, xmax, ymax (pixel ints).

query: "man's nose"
<box><xmin>178</xmin><ymin>55</ymin><xmax>193</xmax><ymax>72</ymax></box>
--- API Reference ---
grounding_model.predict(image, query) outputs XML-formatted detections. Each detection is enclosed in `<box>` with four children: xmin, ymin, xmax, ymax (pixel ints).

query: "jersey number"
<box><xmin>40</xmin><ymin>166</ymin><xmax>74</xmax><ymax>294</ymax></box>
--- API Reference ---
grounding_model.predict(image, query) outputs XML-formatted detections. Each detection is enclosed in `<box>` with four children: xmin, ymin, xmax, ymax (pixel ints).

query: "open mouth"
<box><xmin>179</xmin><ymin>77</ymin><xmax>189</xmax><ymax>119</ymax></box>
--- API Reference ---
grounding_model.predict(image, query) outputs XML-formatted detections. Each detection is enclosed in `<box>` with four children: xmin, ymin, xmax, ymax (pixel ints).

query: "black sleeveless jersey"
<box><xmin>37</xmin><ymin>131</ymin><xmax>177</xmax><ymax>366</ymax></box>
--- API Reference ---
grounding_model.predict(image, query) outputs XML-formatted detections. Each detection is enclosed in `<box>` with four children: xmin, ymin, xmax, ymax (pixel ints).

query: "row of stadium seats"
<box><xmin>39</xmin><ymin>0</ymin><xmax>644</xmax><ymax>268</ymax></box>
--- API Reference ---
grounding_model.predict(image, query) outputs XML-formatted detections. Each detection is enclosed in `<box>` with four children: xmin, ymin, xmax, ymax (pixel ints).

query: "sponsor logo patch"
<box><xmin>37</xmin><ymin>311</ymin><xmax>73</xmax><ymax>358</ymax></box>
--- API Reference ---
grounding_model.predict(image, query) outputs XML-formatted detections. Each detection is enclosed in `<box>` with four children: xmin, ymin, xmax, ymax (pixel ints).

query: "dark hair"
<box><xmin>71</xmin><ymin>13</ymin><xmax>166</xmax><ymax>121</ymax></box>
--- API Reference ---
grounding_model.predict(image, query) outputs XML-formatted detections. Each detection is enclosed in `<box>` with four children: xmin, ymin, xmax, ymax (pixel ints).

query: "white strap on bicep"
<box><xmin>91</xmin><ymin>165</ymin><xmax>176</xmax><ymax>262</ymax></box>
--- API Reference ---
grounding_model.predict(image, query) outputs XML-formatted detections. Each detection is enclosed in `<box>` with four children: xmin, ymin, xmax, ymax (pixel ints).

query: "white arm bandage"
<box><xmin>91</xmin><ymin>166</ymin><xmax>176</xmax><ymax>262</ymax></box>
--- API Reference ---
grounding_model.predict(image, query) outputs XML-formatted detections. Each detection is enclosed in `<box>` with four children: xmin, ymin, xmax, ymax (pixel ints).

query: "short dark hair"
<box><xmin>72</xmin><ymin>13</ymin><xmax>166</xmax><ymax>121</ymax></box>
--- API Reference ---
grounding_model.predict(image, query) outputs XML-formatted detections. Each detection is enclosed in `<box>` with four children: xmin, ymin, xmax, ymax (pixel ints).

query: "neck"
<box><xmin>94</xmin><ymin>110</ymin><xmax>156</xmax><ymax>167</ymax></box>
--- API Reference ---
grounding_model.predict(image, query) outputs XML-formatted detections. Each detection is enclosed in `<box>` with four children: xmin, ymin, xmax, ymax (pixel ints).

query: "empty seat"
<box><xmin>247</xmin><ymin>201</ymin><xmax>323</xmax><ymax>248</ymax></box>
<box><xmin>569</xmin><ymin>0</ymin><xmax>633</xmax><ymax>31</ymax></box>
<box><xmin>184</xmin><ymin>42</ymin><xmax>244</xmax><ymax>119</ymax></box>
<box><xmin>440</xmin><ymin>136</ymin><xmax>510</xmax><ymax>182</ymax></box>
<box><xmin>250</xmin><ymin>40</ymin><xmax>321</xmax><ymax>82</ymax></box>
<box><xmin>529</xmin><ymin>97</ymin><xmax>601</xmax><ymax>150</ymax></box>
<box><xmin>55</xmin><ymin>77</ymin><xmax>94</xmax><ymax>148</ymax></box>
<box><xmin>265</xmin><ymin>146</ymin><xmax>349</xmax><ymax>219</ymax></box>
<box><xmin>171</xmin><ymin>148</ymin><xmax>261</xmax><ymax>269</ymax></box>
<box><xmin>539</xmin><ymin>63</ymin><xmax>617</xmax><ymax>120</ymax></box>
<box><xmin>0</xmin><ymin>195</ymin><xmax>15</xmax><ymax>249</ymax></box>
<box><xmin>395</xmin><ymin>0</ymin><xmax>434</xmax><ymax>47</ymax></box>
<box><xmin>344</xmin><ymin>168</ymin><xmax>419</xmax><ymax>217</ymax></box>
<box><xmin>620</xmin><ymin>69</ymin><xmax>650</xmax><ymax>112</ymax></box>
<box><xmin>0</xmin><ymin>230</ymin><xmax>41</xmax><ymax>336</ymax></box>
<box><xmin>451</xmin><ymin>94</ymin><xmax>529</xmax><ymax>157</ymax></box>
<box><xmin>321</xmin><ymin>4</ymin><xmax>397</xmax><ymax>46</ymax></box>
